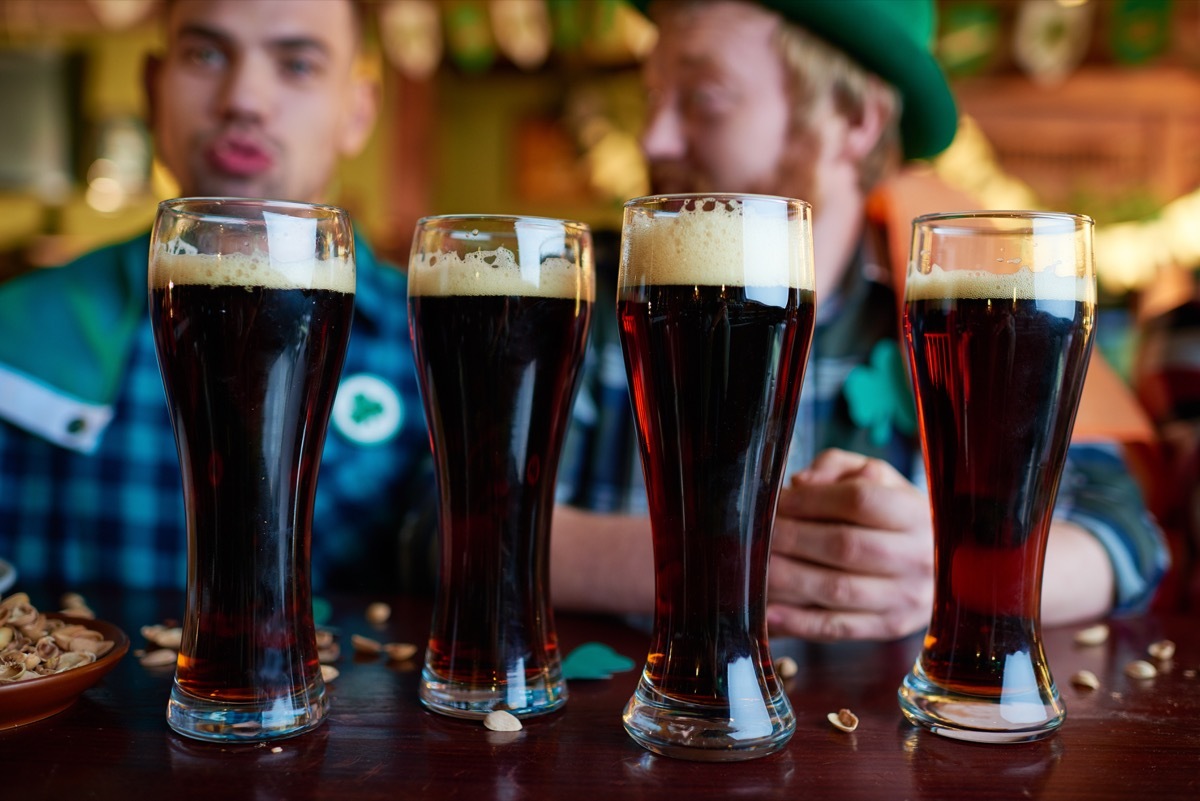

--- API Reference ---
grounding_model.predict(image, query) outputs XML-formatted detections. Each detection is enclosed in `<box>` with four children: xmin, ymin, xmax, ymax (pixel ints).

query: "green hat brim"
<box><xmin>629</xmin><ymin>0</ymin><xmax>958</xmax><ymax>160</ymax></box>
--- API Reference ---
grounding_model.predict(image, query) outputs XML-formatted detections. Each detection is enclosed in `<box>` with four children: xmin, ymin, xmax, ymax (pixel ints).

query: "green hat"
<box><xmin>630</xmin><ymin>0</ymin><xmax>958</xmax><ymax>160</ymax></box>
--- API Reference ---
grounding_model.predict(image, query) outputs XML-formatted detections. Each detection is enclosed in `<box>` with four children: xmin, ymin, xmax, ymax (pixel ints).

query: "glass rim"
<box><xmin>414</xmin><ymin>213</ymin><xmax>590</xmax><ymax>233</ymax></box>
<box><xmin>157</xmin><ymin>196</ymin><xmax>349</xmax><ymax>222</ymax></box>
<box><xmin>913</xmin><ymin>209</ymin><xmax>1094</xmax><ymax>229</ymax></box>
<box><xmin>623</xmin><ymin>192</ymin><xmax>812</xmax><ymax>212</ymax></box>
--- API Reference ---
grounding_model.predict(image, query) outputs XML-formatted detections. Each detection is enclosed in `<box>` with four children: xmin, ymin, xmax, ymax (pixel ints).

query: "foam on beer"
<box><xmin>621</xmin><ymin>199</ymin><xmax>813</xmax><ymax>289</ymax></box>
<box><xmin>906</xmin><ymin>264</ymin><xmax>1094</xmax><ymax>304</ymax></box>
<box><xmin>408</xmin><ymin>247</ymin><xmax>593</xmax><ymax>300</ymax></box>
<box><xmin>151</xmin><ymin>249</ymin><xmax>355</xmax><ymax>294</ymax></box>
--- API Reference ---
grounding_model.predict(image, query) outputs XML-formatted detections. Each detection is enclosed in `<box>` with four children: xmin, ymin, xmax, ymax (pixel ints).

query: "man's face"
<box><xmin>152</xmin><ymin>0</ymin><xmax>373</xmax><ymax>203</ymax></box>
<box><xmin>641</xmin><ymin>1</ymin><xmax>831</xmax><ymax>203</ymax></box>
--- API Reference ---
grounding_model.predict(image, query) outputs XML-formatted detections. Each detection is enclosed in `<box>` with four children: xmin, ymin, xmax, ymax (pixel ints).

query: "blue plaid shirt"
<box><xmin>558</xmin><ymin>232</ymin><xmax>1169</xmax><ymax>614</ymax></box>
<box><xmin>0</xmin><ymin>233</ymin><xmax>433</xmax><ymax>593</ymax></box>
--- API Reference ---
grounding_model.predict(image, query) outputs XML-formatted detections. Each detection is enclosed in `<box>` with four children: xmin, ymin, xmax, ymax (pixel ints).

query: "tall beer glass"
<box><xmin>618</xmin><ymin>194</ymin><xmax>815</xmax><ymax>761</ymax></box>
<box><xmin>408</xmin><ymin>215</ymin><xmax>593</xmax><ymax>719</ymax></box>
<box><xmin>898</xmin><ymin>211</ymin><xmax>1096</xmax><ymax>743</ymax></box>
<box><xmin>150</xmin><ymin>198</ymin><xmax>354</xmax><ymax>742</ymax></box>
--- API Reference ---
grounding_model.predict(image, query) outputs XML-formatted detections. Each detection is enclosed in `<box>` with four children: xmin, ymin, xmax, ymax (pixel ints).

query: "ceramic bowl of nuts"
<box><xmin>0</xmin><ymin>593</ymin><xmax>130</xmax><ymax>731</ymax></box>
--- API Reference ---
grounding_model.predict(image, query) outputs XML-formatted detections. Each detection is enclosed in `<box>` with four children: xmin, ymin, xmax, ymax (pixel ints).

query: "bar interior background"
<box><xmin>1</xmin><ymin>0</ymin><xmax>1199</xmax><ymax>380</ymax></box>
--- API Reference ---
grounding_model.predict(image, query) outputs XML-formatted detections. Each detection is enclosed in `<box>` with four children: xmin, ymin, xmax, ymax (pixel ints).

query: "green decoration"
<box><xmin>561</xmin><ymin>642</ymin><xmax>635</xmax><ymax>680</ymax></box>
<box><xmin>350</xmin><ymin>392</ymin><xmax>384</xmax><ymax>426</ymax></box>
<box><xmin>937</xmin><ymin>1</ymin><xmax>1002</xmax><ymax>78</ymax></box>
<box><xmin>445</xmin><ymin>1</ymin><xmax>495</xmax><ymax>73</ymax></box>
<box><xmin>312</xmin><ymin>597</ymin><xmax>332</xmax><ymax>627</ymax></box>
<box><xmin>593</xmin><ymin>0</ymin><xmax>620</xmax><ymax>35</ymax></box>
<box><xmin>549</xmin><ymin>0</ymin><xmax>584</xmax><ymax>51</ymax></box>
<box><xmin>842</xmin><ymin>339</ymin><xmax>916</xmax><ymax>447</ymax></box>
<box><xmin>1110</xmin><ymin>0</ymin><xmax>1172</xmax><ymax>65</ymax></box>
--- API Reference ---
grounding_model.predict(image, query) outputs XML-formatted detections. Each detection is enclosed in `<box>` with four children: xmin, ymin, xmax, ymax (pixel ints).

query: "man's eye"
<box><xmin>281</xmin><ymin>56</ymin><xmax>322</xmax><ymax>79</ymax></box>
<box><xmin>683</xmin><ymin>87</ymin><xmax>731</xmax><ymax>117</ymax></box>
<box><xmin>184</xmin><ymin>44</ymin><xmax>226</xmax><ymax>69</ymax></box>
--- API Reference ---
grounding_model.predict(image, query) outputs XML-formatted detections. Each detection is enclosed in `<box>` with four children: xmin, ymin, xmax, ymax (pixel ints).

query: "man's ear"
<box><xmin>143</xmin><ymin>53</ymin><xmax>162</xmax><ymax>131</ymax></box>
<box><xmin>338</xmin><ymin>70</ymin><xmax>379</xmax><ymax>159</ymax></box>
<box><xmin>842</xmin><ymin>77</ymin><xmax>893</xmax><ymax>164</ymax></box>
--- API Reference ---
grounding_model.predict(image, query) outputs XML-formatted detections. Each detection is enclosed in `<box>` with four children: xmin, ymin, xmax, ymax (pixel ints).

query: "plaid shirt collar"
<box><xmin>0</xmin><ymin>230</ymin><xmax>387</xmax><ymax>454</ymax></box>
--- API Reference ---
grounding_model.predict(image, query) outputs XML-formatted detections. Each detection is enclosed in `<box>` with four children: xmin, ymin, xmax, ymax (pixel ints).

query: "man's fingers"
<box><xmin>777</xmin><ymin>479</ymin><xmax>927</xmax><ymax>532</ymax></box>
<box><xmin>790</xmin><ymin>448</ymin><xmax>871</xmax><ymax>484</ymax></box>
<box><xmin>789</xmin><ymin>449</ymin><xmax>909</xmax><ymax>488</ymax></box>
<box><xmin>765</xmin><ymin>602</ymin><xmax>928</xmax><ymax>642</ymax></box>
<box><xmin>767</xmin><ymin>554</ymin><xmax>898</xmax><ymax>612</ymax></box>
<box><xmin>772</xmin><ymin>515</ymin><xmax>931</xmax><ymax>577</ymax></box>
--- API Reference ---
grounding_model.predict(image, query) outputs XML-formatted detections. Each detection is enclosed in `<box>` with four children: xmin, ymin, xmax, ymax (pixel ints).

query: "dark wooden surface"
<box><xmin>2</xmin><ymin>588</ymin><xmax>1197</xmax><ymax>801</ymax></box>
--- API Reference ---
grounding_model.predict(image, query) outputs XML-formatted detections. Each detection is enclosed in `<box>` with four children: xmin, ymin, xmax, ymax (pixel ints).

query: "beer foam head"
<box><xmin>906</xmin><ymin>264</ymin><xmax>1095</xmax><ymax>304</ymax></box>
<box><xmin>151</xmin><ymin>247</ymin><xmax>354</xmax><ymax>294</ymax></box>
<box><xmin>408</xmin><ymin>246</ymin><xmax>593</xmax><ymax>301</ymax></box>
<box><xmin>620</xmin><ymin>197</ymin><xmax>813</xmax><ymax>289</ymax></box>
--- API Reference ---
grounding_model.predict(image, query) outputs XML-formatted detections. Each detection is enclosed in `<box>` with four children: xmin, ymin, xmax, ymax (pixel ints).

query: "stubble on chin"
<box><xmin>745</xmin><ymin>127</ymin><xmax>820</xmax><ymax>206</ymax></box>
<box><xmin>647</xmin><ymin>161</ymin><xmax>700</xmax><ymax>196</ymax></box>
<box><xmin>646</xmin><ymin>134</ymin><xmax>820</xmax><ymax>204</ymax></box>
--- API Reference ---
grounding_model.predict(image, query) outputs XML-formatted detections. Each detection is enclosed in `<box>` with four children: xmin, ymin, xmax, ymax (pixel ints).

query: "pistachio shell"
<box><xmin>384</xmin><ymin>642</ymin><xmax>418</xmax><ymax>662</ymax></box>
<box><xmin>1147</xmin><ymin>640</ymin><xmax>1176</xmax><ymax>661</ymax></box>
<box><xmin>1074</xmin><ymin>623</ymin><xmax>1109</xmax><ymax>646</ymax></box>
<box><xmin>1125</xmin><ymin>660</ymin><xmax>1157</xmax><ymax>680</ymax></box>
<box><xmin>484</xmin><ymin>710</ymin><xmax>522</xmax><ymax>732</ymax></box>
<box><xmin>351</xmin><ymin>634</ymin><xmax>383</xmax><ymax>655</ymax></box>
<box><xmin>827</xmin><ymin>708</ymin><xmax>859</xmax><ymax>733</ymax></box>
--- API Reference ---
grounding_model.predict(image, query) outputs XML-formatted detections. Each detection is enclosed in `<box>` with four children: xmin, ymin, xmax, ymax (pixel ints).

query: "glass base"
<box><xmin>622</xmin><ymin>677</ymin><xmax>795</xmax><ymax>762</ymax></box>
<box><xmin>167</xmin><ymin>681</ymin><xmax>329</xmax><ymax>743</ymax></box>
<box><xmin>419</xmin><ymin>667</ymin><xmax>567</xmax><ymax>720</ymax></box>
<box><xmin>898</xmin><ymin>665</ymin><xmax>1064</xmax><ymax>744</ymax></box>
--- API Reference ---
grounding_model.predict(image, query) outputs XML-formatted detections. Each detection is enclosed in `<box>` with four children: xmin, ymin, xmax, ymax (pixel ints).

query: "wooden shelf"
<box><xmin>953</xmin><ymin>67</ymin><xmax>1200</xmax><ymax>211</ymax></box>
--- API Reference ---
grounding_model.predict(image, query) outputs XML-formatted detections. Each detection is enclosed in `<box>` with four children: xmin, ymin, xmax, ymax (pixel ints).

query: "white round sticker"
<box><xmin>332</xmin><ymin>374</ymin><xmax>403</xmax><ymax>445</ymax></box>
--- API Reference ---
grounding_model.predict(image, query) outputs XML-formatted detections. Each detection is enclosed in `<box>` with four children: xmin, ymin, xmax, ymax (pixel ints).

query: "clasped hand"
<box><xmin>767</xmin><ymin>448</ymin><xmax>933</xmax><ymax>641</ymax></box>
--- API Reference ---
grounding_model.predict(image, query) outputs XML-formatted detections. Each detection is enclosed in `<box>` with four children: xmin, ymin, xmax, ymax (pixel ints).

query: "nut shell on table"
<box><xmin>140</xmin><ymin>625</ymin><xmax>183</xmax><ymax>651</ymax></box>
<box><xmin>138</xmin><ymin>648</ymin><xmax>179</xmax><ymax>668</ymax></box>
<box><xmin>1125</xmin><ymin>660</ymin><xmax>1157</xmax><ymax>680</ymax></box>
<box><xmin>774</xmin><ymin>656</ymin><xmax>798</xmax><ymax>679</ymax></box>
<box><xmin>384</xmin><ymin>642</ymin><xmax>419</xmax><ymax>662</ymax></box>
<box><xmin>365</xmin><ymin>602</ymin><xmax>392</xmax><ymax>625</ymax></box>
<box><xmin>1147</xmin><ymin>639</ymin><xmax>1176</xmax><ymax>661</ymax></box>
<box><xmin>827</xmin><ymin>708</ymin><xmax>859</xmax><ymax>733</ymax></box>
<box><xmin>484</xmin><ymin>710</ymin><xmax>522</xmax><ymax>732</ymax></box>
<box><xmin>351</xmin><ymin>634</ymin><xmax>383</xmax><ymax>655</ymax></box>
<box><xmin>1074</xmin><ymin>623</ymin><xmax>1109</xmax><ymax>646</ymax></box>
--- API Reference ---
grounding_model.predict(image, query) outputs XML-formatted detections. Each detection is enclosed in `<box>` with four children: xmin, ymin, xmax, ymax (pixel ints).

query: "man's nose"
<box><xmin>641</xmin><ymin>100</ymin><xmax>686</xmax><ymax>162</ymax></box>
<box><xmin>218</xmin><ymin>52</ymin><xmax>273</xmax><ymax>121</ymax></box>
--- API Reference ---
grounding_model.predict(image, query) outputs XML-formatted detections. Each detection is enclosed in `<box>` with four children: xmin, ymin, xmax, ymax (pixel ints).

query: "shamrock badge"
<box><xmin>332</xmin><ymin>374</ymin><xmax>404</xmax><ymax>445</ymax></box>
<box><xmin>842</xmin><ymin>339</ymin><xmax>916</xmax><ymax>447</ymax></box>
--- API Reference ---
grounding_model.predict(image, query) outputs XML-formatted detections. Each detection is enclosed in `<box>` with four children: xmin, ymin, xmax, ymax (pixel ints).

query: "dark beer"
<box><xmin>150</xmin><ymin>252</ymin><xmax>354</xmax><ymax>703</ymax></box>
<box><xmin>617</xmin><ymin>196</ymin><xmax>814</xmax><ymax>761</ymax></box>
<box><xmin>618</xmin><ymin>284</ymin><xmax>814</xmax><ymax>703</ymax></box>
<box><xmin>904</xmin><ymin>271</ymin><xmax>1094</xmax><ymax>698</ymax></box>
<box><xmin>409</xmin><ymin>255</ymin><xmax>591</xmax><ymax>711</ymax></box>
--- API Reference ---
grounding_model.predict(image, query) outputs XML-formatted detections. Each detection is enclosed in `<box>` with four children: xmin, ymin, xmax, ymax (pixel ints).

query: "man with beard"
<box><xmin>551</xmin><ymin>0</ymin><xmax>1169</xmax><ymax>638</ymax></box>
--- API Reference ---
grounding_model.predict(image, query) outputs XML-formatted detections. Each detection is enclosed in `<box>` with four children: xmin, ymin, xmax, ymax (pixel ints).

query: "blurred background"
<box><xmin>0</xmin><ymin>0</ymin><xmax>1198</xmax><ymax>377</ymax></box>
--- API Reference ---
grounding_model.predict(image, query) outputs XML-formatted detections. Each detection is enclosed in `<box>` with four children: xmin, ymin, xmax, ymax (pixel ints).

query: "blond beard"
<box><xmin>648</xmin><ymin>123</ymin><xmax>822</xmax><ymax>208</ymax></box>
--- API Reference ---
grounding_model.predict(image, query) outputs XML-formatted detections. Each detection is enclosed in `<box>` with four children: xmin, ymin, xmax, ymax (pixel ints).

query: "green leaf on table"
<box><xmin>562</xmin><ymin>642</ymin><xmax>635</xmax><ymax>680</ymax></box>
<box><xmin>312</xmin><ymin>597</ymin><xmax>332</xmax><ymax>627</ymax></box>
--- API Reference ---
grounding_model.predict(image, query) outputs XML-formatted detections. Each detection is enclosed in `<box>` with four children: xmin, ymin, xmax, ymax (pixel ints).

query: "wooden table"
<box><xmin>3</xmin><ymin>588</ymin><xmax>1197</xmax><ymax>800</ymax></box>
